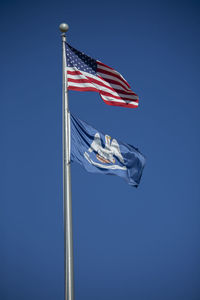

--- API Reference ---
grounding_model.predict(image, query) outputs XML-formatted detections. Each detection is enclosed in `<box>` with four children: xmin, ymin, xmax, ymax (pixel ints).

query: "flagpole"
<box><xmin>59</xmin><ymin>23</ymin><xmax>74</xmax><ymax>300</ymax></box>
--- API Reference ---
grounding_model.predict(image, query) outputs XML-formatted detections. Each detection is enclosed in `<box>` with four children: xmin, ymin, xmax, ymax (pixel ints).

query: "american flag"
<box><xmin>66</xmin><ymin>43</ymin><xmax>139</xmax><ymax>108</ymax></box>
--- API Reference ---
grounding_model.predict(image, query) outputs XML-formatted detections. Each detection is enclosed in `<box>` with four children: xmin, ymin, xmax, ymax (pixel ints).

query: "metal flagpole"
<box><xmin>59</xmin><ymin>23</ymin><xmax>74</xmax><ymax>300</ymax></box>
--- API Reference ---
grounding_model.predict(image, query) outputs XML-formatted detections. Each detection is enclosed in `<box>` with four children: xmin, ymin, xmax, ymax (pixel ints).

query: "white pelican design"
<box><xmin>84</xmin><ymin>133</ymin><xmax>127</xmax><ymax>171</ymax></box>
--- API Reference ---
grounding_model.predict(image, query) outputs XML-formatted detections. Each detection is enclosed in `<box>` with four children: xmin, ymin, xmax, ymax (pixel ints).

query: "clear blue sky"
<box><xmin>1</xmin><ymin>1</ymin><xmax>200</xmax><ymax>299</ymax></box>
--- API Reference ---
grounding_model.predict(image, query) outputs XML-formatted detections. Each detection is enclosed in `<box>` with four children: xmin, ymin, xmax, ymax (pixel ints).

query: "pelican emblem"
<box><xmin>84</xmin><ymin>133</ymin><xmax>127</xmax><ymax>171</ymax></box>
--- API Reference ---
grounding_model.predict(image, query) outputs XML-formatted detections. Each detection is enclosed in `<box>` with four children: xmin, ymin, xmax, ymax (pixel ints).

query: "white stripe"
<box><xmin>100</xmin><ymin>94</ymin><xmax>139</xmax><ymax>105</ymax></box>
<box><xmin>68</xmin><ymin>81</ymin><xmax>97</xmax><ymax>89</ymax></box>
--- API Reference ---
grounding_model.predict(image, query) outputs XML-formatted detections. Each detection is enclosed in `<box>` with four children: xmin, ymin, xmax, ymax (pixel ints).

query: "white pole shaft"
<box><xmin>61</xmin><ymin>26</ymin><xmax>74</xmax><ymax>300</ymax></box>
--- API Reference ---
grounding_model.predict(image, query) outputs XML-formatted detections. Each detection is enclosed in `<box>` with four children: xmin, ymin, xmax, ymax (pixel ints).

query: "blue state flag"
<box><xmin>70</xmin><ymin>114</ymin><xmax>146</xmax><ymax>187</ymax></box>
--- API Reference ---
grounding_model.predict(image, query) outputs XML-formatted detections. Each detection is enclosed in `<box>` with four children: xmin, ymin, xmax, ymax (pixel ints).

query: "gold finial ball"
<box><xmin>59</xmin><ymin>23</ymin><xmax>69</xmax><ymax>33</ymax></box>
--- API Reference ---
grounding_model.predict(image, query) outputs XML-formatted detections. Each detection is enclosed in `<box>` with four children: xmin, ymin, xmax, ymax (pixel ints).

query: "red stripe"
<box><xmin>97</xmin><ymin>60</ymin><xmax>115</xmax><ymax>71</ymax></box>
<box><xmin>100</xmin><ymin>90</ymin><xmax>138</xmax><ymax>101</ymax></box>
<box><xmin>68</xmin><ymin>78</ymin><xmax>92</xmax><ymax>84</ymax></box>
<box><xmin>68</xmin><ymin>86</ymin><xmax>98</xmax><ymax>92</ymax></box>
<box><xmin>67</xmin><ymin>70</ymin><xmax>83</xmax><ymax>76</ymax></box>
<box><xmin>100</xmin><ymin>95</ymin><xmax>139</xmax><ymax>108</ymax></box>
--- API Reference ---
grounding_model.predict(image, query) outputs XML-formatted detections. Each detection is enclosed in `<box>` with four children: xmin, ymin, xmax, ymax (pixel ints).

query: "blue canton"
<box><xmin>66</xmin><ymin>43</ymin><xmax>97</xmax><ymax>75</ymax></box>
